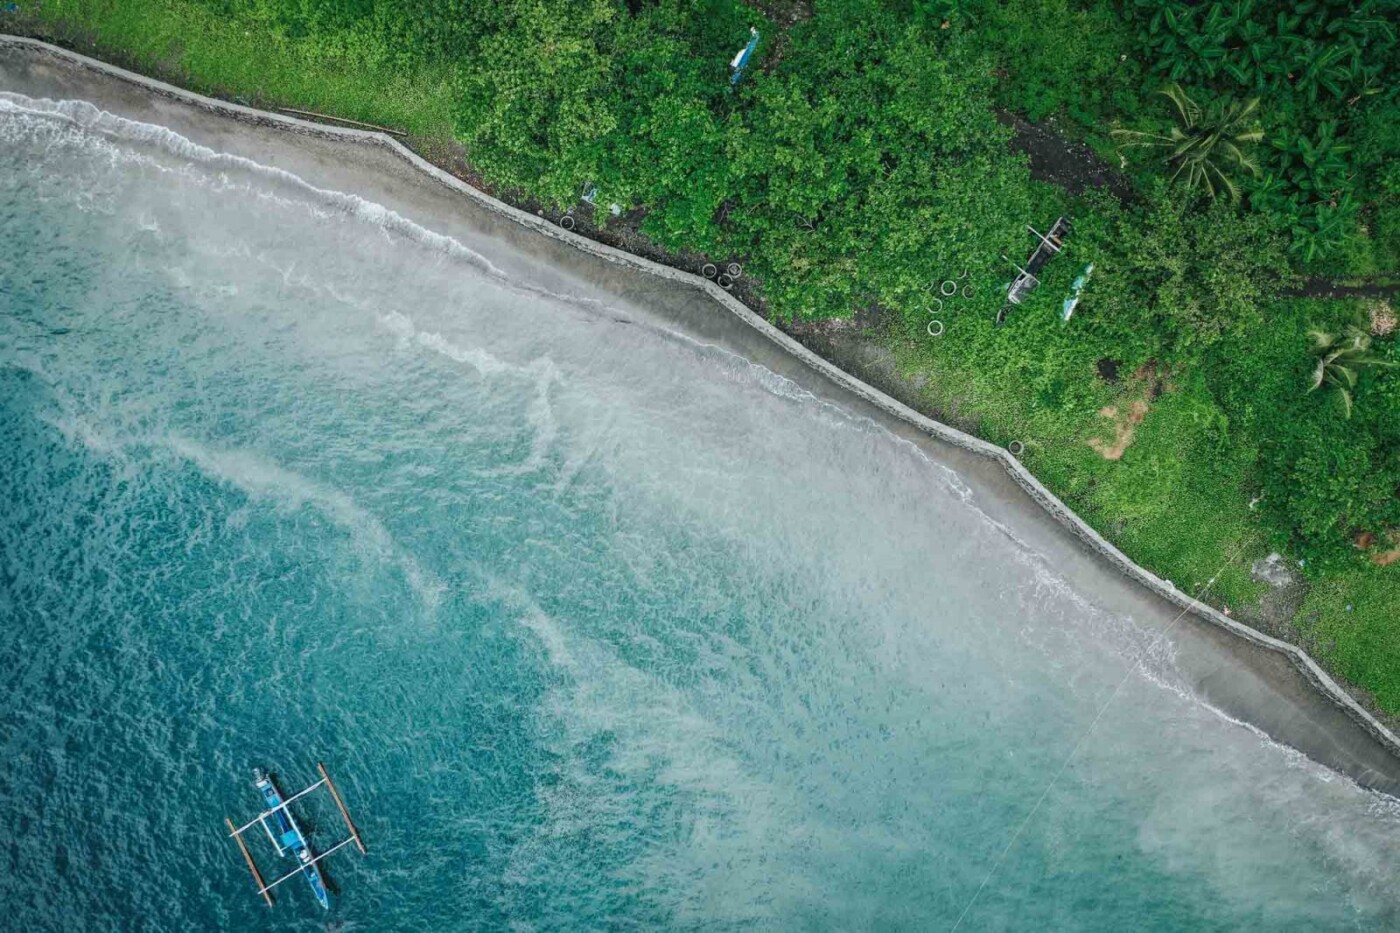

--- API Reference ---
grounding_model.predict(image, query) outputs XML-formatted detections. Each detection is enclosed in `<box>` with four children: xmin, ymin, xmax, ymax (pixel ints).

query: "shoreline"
<box><xmin>5</xmin><ymin>35</ymin><xmax>1400</xmax><ymax>796</ymax></box>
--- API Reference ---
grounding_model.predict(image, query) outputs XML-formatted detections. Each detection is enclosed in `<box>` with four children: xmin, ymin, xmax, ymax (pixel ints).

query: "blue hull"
<box><xmin>255</xmin><ymin>771</ymin><xmax>331</xmax><ymax>909</ymax></box>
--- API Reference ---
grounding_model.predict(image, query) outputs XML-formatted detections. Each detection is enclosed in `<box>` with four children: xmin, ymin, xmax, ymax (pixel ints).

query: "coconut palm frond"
<box><xmin>1338</xmin><ymin>387</ymin><xmax>1354</xmax><ymax>419</ymax></box>
<box><xmin>1217</xmin><ymin>140</ymin><xmax>1261</xmax><ymax>175</ymax></box>
<box><xmin>1309</xmin><ymin>359</ymin><xmax>1327</xmax><ymax>392</ymax></box>
<box><xmin>1110</xmin><ymin>128</ymin><xmax>1173</xmax><ymax>148</ymax></box>
<box><xmin>1216</xmin><ymin>168</ymin><xmax>1241</xmax><ymax>204</ymax></box>
<box><xmin>1158</xmin><ymin>83</ymin><xmax>1201</xmax><ymax>128</ymax></box>
<box><xmin>1306</xmin><ymin>325</ymin><xmax>1394</xmax><ymax>418</ymax></box>
<box><xmin>1232</xmin><ymin>97</ymin><xmax>1262</xmax><ymax>126</ymax></box>
<box><xmin>1199</xmin><ymin>159</ymin><xmax>1237</xmax><ymax>202</ymax></box>
<box><xmin>1118</xmin><ymin>85</ymin><xmax>1264</xmax><ymax>201</ymax></box>
<box><xmin>1167</xmin><ymin>158</ymin><xmax>1191</xmax><ymax>186</ymax></box>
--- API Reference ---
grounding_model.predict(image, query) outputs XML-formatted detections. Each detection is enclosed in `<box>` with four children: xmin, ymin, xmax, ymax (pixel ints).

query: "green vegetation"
<box><xmin>13</xmin><ymin>0</ymin><xmax>1400</xmax><ymax>715</ymax></box>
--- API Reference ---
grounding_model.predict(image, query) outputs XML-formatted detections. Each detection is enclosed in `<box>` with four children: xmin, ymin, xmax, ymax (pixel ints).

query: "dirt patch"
<box><xmin>745</xmin><ymin>0</ymin><xmax>812</xmax><ymax>28</ymax></box>
<box><xmin>1374</xmin><ymin>548</ymin><xmax>1400</xmax><ymax>567</ymax></box>
<box><xmin>1135</xmin><ymin>359</ymin><xmax>1176</xmax><ymax>396</ymax></box>
<box><xmin>1356</xmin><ymin>530</ymin><xmax>1400</xmax><ymax>566</ymax></box>
<box><xmin>1089</xmin><ymin>398</ymin><xmax>1149</xmax><ymax>460</ymax></box>
<box><xmin>1237</xmin><ymin>552</ymin><xmax>1309</xmax><ymax>639</ymax></box>
<box><xmin>997</xmin><ymin>110</ymin><xmax>1135</xmax><ymax>205</ymax></box>
<box><xmin>746</xmin><ymin>0</ymin><xmax>810</xmax><ymax>74</ymax></box>
<box><xmin>1368</xmin><ymin>300</ymin><xmax>1397</xmax><ymax>337</ymax></box>
<box><xmin>1087</xmin><ymin>361</ymin><xmax>1175</xmax><ymax>459</ymax></box>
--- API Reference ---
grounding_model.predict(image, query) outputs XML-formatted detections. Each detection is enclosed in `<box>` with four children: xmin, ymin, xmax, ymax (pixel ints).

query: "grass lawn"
<box><xmin>1300</xmin><ymin>567</ymin><xmax>1400</xmax><ymax>713</ymax></box>
<box><xmin>887</xmin><ymin>294</ymin><xmax>1268</xmax><ymax>614</ymax></box>
<box><xmin>19</xmin><ymin>0</ymin><xmax>458</xmax><ymax>138</ymax></box>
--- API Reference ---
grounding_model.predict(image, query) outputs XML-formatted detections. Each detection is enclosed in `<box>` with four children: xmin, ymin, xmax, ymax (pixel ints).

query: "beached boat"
<box><xmin>225</xmin><ymin>762</ymin><xmax>367</xmax><ymax>909</ymax></box>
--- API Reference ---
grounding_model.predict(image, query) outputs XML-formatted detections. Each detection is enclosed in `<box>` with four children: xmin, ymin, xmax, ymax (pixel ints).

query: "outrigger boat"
<box><xmin>225</xmin><ymin>762</ymin><xmax>366</xmax><ymax>909</ymax></box>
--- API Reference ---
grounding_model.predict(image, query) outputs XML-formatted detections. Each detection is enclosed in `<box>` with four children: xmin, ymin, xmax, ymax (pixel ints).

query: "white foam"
<box><xmin>2</xmin><ymin>91</ymin><xmax>617</xmax><ymax>319</ymax></box>
<box><xmin>0</xmin><ymin>93</ymin><xmax>502</xmax><ymax>274</ymax></box>
<box><xmin>160</xmin><ymin>435</ymin><xmax>445</xmax><ymax>612</ymax></box>
<box><xmin>379</xmin><ymin>311</ymin><xmax>561</xmax><ymax>476</ymax></box>
<box><xmin>489</xmin><ymin>579</ymin><xmax>827</xmax><ymax>923</ymax></box>
<box><xmin>37</xmin><ymin>404</ymin><xmax>445</xmax><ymax>613</ymax></box>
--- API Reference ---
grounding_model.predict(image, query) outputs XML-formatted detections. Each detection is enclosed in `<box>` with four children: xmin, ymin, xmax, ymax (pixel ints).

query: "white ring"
<box><xmin>1008</xmin><ymin>441</ymin><xmax>1025</xmax><ymax>456</ymax></box>
<box><xmin>560</xmin><ymin>215</ymin><xmax>576</xmax><ymax>231</ymax></box>
<box><xmin>962</xmin><ymin>284</ymin><xmax>975</xmax><ymax>300</ymax></box>
<box><xmin>718</xmin><ymin>274</ymin><xmax>734</xmax><ymax>290</ymax></box>
<box><xmin>941</xmin><ymin>280</ymin><xmax>958</xmax><ymax>297</ymax></box>
<box><xmin>927</xmin><ymin>320</ymin><xmax>944</xmax><ymax>337</ymax></box>
<box><xmin>727</xmin><ymin>263</ymin><xmax>743</xmax><ymax>278</ymax></box>
<box><xmin>702</xmin><ymin>263</ymin><xmax>718</xmax><ymax>278</ymax></box>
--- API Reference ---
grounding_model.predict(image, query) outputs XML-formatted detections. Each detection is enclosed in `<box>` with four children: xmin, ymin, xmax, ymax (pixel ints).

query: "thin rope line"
<box><xmin>949</xmin><ymin>544</ymin><xmax>1249</xmax><ymax>931</ymax></box>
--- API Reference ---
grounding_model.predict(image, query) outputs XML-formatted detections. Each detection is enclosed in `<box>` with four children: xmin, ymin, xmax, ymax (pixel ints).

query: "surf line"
<box><xmin>949</xmin><ymin>541</ymin><xmax>1251</xmax><ymax>931</ymax></box>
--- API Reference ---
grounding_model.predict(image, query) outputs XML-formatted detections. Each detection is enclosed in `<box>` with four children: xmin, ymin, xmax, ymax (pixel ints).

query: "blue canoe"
<box><xmin>253</xmin><ymin>768</ymin><xmax>332</xmax><ymax>909</ymax></box>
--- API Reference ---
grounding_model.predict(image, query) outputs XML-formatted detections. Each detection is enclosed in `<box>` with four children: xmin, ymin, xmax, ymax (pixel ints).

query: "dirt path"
<box><xmin>997</xmin><ymin>110</ymin><xmax>1135</xmax><ymax>204</ymax></box>
<box><xmin>1288</xmin><ymin>278</ymin><xmax>1400</xmax><ymax>300</ymax></box>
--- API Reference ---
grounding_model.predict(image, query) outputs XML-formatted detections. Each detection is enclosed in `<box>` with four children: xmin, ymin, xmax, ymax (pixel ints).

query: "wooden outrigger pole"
<box><xmin>226</xmin><ymin>816</ymin><xmax>275</xmax><ymax>907</ymax></box>
<box><xmin>318</xmin><ymin>762</ymin><xmax>367</xmax><ymax>855</ymax></box>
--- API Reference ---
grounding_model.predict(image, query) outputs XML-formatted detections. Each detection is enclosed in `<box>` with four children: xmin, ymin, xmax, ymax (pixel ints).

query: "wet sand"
<box><xmin>4</xmin><ymin>35</ymin><xmax>1399</xmax><ymax>797</ymax></box>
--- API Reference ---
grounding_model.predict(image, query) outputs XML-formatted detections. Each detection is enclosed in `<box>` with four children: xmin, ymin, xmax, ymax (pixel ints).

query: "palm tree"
<box><xmin>1308</xmin><ymin>325</ymin><xmax>1395</xmax><ymax>419</ymax></box>
<box><xmin>1113</xmin><ymin>84</ymin><xmax>1264</xmax><ymax>202</ymax></box>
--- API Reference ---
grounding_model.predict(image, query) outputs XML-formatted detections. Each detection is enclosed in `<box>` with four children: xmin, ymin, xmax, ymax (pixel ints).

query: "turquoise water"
<box><xmin>2</xmin><ymin>92</ymin><xmax>1399</xmax><ymax>931</ymax></box>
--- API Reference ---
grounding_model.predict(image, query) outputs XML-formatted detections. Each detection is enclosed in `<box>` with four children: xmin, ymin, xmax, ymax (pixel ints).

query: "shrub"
<box><xmin>1307</xmin><ymin>324</ymin><xmax>1397</xmax><ymax>419</ymax></box>
<box><xmin>973</xmin><ymin>0</ymin><xmax>1139</xmax><ymax>123</ymax></box>
<box><xmin>1121</xmin><ymin>0</ymin><xmax>1400</xmax><ymax>273</ymax></box>
<box><xmin>1075</xmin><ymin>185</ymin><xmax>1290</xmax><ymax>356</ymax></box>
<box><xmin>454</xmin><ymin>0</ymin><xmax>622</xmax><ymax>202</ymax></box>
<box><xmin>718</xmin><ymin>3</ymin><xmax>1039</xmax><ymax>320</ymax></box>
